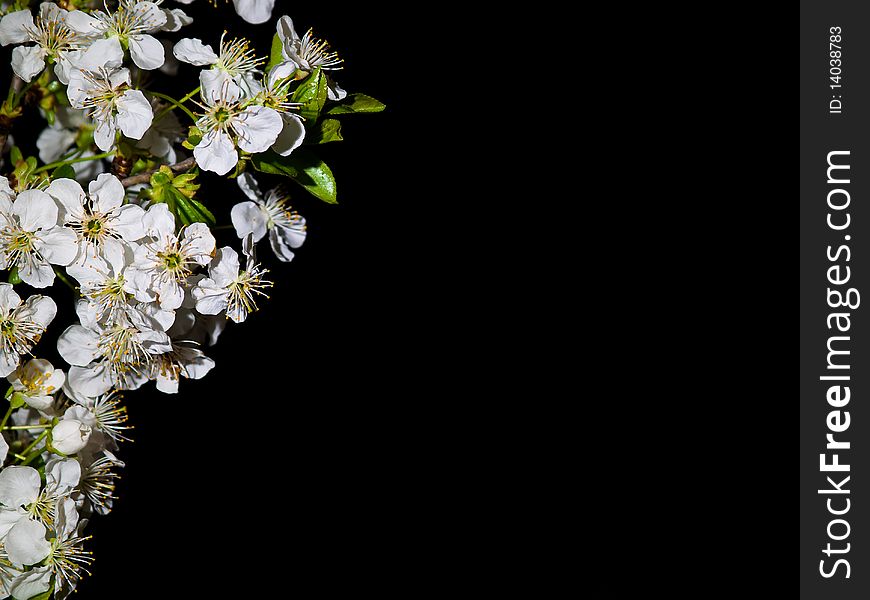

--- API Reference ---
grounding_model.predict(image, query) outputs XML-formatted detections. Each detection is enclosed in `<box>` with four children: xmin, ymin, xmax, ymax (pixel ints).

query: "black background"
<box><xmin>801</xmin><ymin>1</ymin><xmax>870</xmax><ymax>598</ymax></box>
<box><xmin>1</xmin><ymin>2</ymin><xmax>447</xmax><ymax>596</ymax></box>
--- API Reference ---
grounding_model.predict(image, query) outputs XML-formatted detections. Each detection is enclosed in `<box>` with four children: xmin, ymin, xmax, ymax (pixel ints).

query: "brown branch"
<box><xmin>121</xmin><ymin>156</ymin><xmax>196</xmax><ymax>187</ymax></box>
<box><xmin>0</xmin><ymin>77</ymin><xmax>25</xmax><ymax>158</ymax></box>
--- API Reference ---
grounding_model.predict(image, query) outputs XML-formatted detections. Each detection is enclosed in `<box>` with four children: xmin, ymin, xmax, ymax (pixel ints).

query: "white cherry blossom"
<box><xmin>232</xmin><ymin>173</ymin><xmax>306</xmax><ymax>262</ymax></box>
<box><xmin>8</xmin><ymin>358</ymin><xmax>64</xmax><ymax>412</ymax></box>
<box><xmin>66</xmin><ymin>66</ymin><xmax>153</xmax><ymax>151</ymax></box>
<box><xmin>68</xmin><ymin>0</ymin><xmax>167</xmax><ymax>71</ymax></box>
<box><xmin>0</xmin><ymin>2</ymin><xmax>85</xmax><ymax>83</ymax></box>
<box><xmin>0</xmin><ymin>182</ymin><xmax>78</xmax><ymax>288</ymax></box>
<box><xmin>0</xmin><ymin>285</ymin><xmax>56</xmax><ymax>377</ymax></box>
<box><xmin>46</xmin><ymin>173</ymin><xmax>145</xmax><ymax>267</ymax></box>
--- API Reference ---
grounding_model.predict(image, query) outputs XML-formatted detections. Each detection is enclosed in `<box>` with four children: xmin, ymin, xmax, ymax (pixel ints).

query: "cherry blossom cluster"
<box><xmin>0</xmin><ymin>0</ymin><xmax>383</xmax><ymax>597</ymax></box>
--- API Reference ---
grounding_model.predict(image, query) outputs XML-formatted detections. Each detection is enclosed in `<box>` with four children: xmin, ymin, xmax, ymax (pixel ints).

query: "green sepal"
<box><xmin>182</xmin><ymin>126</ymin><xmax>202</xmax><ymax>150</ymax></box>
<box><xmin>9</xmin><ymin>392</ymin><xmax>26</xmax><ymax>409</ymax></box>
<box><xmin>6</xmin><ymin>267</ymin><xmax>20</xmax><ymax>285</ymax></box>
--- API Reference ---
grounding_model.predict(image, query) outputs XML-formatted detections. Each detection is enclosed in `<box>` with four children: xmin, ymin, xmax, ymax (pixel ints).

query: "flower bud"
<box><xmin>52</xmin><ymin>420</ymin><xmax>92</xmax><ymax>455</ymax></box>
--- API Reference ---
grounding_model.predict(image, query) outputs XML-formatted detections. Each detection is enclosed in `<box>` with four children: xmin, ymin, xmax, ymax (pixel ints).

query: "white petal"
<box><xmin>57</xmin><ymin>325</ymin><xmax>100</xmax><ymax>367</ymax></box>
<box><xmin>0</xmin><ymin>435</ymin><xmax>7</xmax><ymax>465</ymax></box>
<box><xmin>34</xmin><ymin>227</ymin><xmax>78</xmax><ymax>266</ymax></box>
<box><xmin>54</xmin><ymin>496</ymin><xmax>78</xmax><ymax>539</ymax></box>
<box><xmin>143</xmin><ymin>202</ymin><xmax>176</xmax><ymax>239</ymax></box>
<box><xmin>276</xmin><ymin>16</ymin><xmax>300</xmax><ymax>45</ymax></box>
<box><xmin>192</xmin><ymin>281</ymin><xmax>228</xmax><ymax>316</ymax></box>
<box><xmin>272</xmin><ymin>113</ymin><xmax>305</xmax><ymax>157</ymax></box>
<box><xmin>9</xmin><ymin>565</ymin><xmax>51</xmax><ymax>600</ymax></box>
<box><xmin>10</xmin><ymin>46</ymin><xmax>46</xmax><ymax>83</ymax></box>
<box><xmin>194</xmin><ymin>129</ymin><xmax>238</xmax><ymax>176</ymax></box>
<box><xmin>6</xmin><ymin>519</ymin><xmax>49</xmax><ymax>566</ymax></box>
<box><xmin>268</xmin><ymin>61</ymin><xmax>298</xmax><ymax>88</ymax></box>
<box><xmin>232</xmin><ymin>0</ymin><xmax>275</xmax><ymax>24</ymax></box>
<box><xmin>20</xmin><ymin>295</ymin><xmax>56</xmax><ymax>330</ymax></box>
<box><xmin>37</xmin><ymin>128</ymin><xmax>76</xmax><ymax>164</ymax></box>
<box><xmin>12</xmin><ymin>190</ymin><xmax>57</xmax><ymax>231</ymax></box>
<box><xmin>16</xmin><ymin>260</ymin><xmax>54</xmax><ymax>289</ymax></box>
<box><xmin>129</xmin><ymin>34</ymin><xmax>164</xmax><ymax>70</ymax></box>
<box><xmin>131</xmin><ymin>1</ymin><xmax>167</xmax><ymax>29</ymax></box>
<box><xmin>0</xmin><ymin>467</ymin><xmax>38</xmax><ymax>508</ymax></box>
<box><xmin>172</xmin><ymin>38</ymin><xmax>217</xmax><ymax>66</ymax></box>
<box><xmin>67</xmin><ymin>365</ymin><xmax>113</xmax><ymax>397</ymax></box>
<box><xmin>78</xmin><ymin>36</ymin><xmax>124</xmax><ymax>71</ymax></box>
<box><xmin>184</xmin><ymin>351</ymin><xmax>215</xmax><ymax>380</ymax></box>
<box><xmin>0</xmin><ymin>11</ymin><xmax>33</xmax><ymax>46</ymax></box>
<box><xmin>233</xmin><ymin>106</ymin><xmax>282</xmax><ymax>154</ymax></box>
<box><xmin>93</xmin><ymin>116</ymin><xmax>118</xmax><ymax>152</ymax></box>
<box><xmin>159</xmin><ymin>7</ymin><xmax>192</xmax><ymax>32</ymax></box>
<box><xmin>45</xmin><ymin>458</ymin><xmax>81</xmax><ymax>495</ymax></box>
<box><xmin>88</xmin><ymin>173</ymin><xmax>124</xmax><ymax>213</ymax></box>
<box><xmin>46</xmin><ymin>178</ymin><xmax>85</xmax><ymax>221</ymax></box>
<box><xmin>199</xmin><ymin>70</ymin><xmax>240</xmax><ymax>105</ymax></box>
<box><xmin>269</xmin><ymin>228</ymin><xmax>296</xmax><ymax>262</ymax></box>
<box><xmin>0</xmin><ymin>285</ymin><xmax>21</xmax><ymax>314</ymax></box>
<box><xmin>51</xmin><ymin>419</ymin><xmax>91</xmax><ymax>455</ymax></box>
<box><xmin>231</xmin><ymin>202</ymin><xmax>267</xmax><ymax>241</ymax></box>
<box><xmin>208</xmin><ymin>247</ymin><xmax>239</xmax><ymax>287</ymax></box>
<box><xmin>64</xmin><ymin>10</ymin><xmax>101</xmax><ymax>35</ymax></box>
<box><xmin>116</xmin><ymin>90</ymin><xmax>154</xmax><ymax>140</ymax></box>
<box><xmin>157</xmin><ymin>280</ymin><xmax>183</xmax><ymax>310</ymax></box>
<box><xmin>182</xmin><ymin>222</ymin><xmax>215</xmax><ymax>263</ymax></box>
<box><xmin>111</xmin><ymin>204</ymin><xmax>146</xmax><ymax>241</ymax></box>
<box><xmin>236</xmin><ymin>172</ymin><xmax>262</xmax><ymax>201</ymax></box>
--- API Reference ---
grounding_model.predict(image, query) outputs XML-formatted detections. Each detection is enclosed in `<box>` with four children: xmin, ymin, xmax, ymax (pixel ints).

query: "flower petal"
<box><xmin>64</xmin><ymin>10</ymin><xmax>101</xmax><ymax>35</ymax></box>
<box><xmin>10</xmin><ymin>46</ymin><xmax>46</xmax><ymax>83</ymax></box>
<box><xmin>231</xmin><ymin>202</ymin><xmax>267</xmax><ymax>241</ymax></box>
<box><xmin>272</xmin><ymin>113</ymin><xmax>305</xmax><ymax>157</ymax></box>
<box><xmin>93</xmin><ymin>115</ymin><xmax>118</xmax><ymax>152</ymax></box>
<box><xmin>20</xmin><ymin>295</ymin><xmax>56</xmax><ymax>330</ymax></box>
<box><xmin>194</xmin><ymin>129</ymin><xmax>238</xmax><ymax>176</ymax></box>
<box><xmin>0</xmin><ymin>11</ymin><xmax>34</xmax><ymax>46</ymax></box>
<box><xmin>13</xmin><ymin>190</ymin><xmax>57</xmax><ymax>231</ymax></box>
<box><xmin>35</xmin><ymin>227</ymin><xmax>78</xmax><ymax>266</ymax></box>
<box><xmin>37</xmin><ymin>128</ymin><xmax>76</xmax><ymax>164</ymax></box>
<box><xmin>232</xmin><ymin>0</ymin><xmax>275</xmax><ymax>24</ymax></box>
<box><xmin>129</xmin><ymin>34</ymin><xmax>165</xmax><ymax>70</ymax></box>
<box><xmin>116</xmin><ymin>90</ymin><xmax>154</xmax><ymax>140</ymax></box>
<box><xmin>0</xmin><ymin>284</ymin><xmax>21</xmax><ymax>315</ymax></box>
<box><xmin>9</xmin><ymin>565</ymin><xmax>51</xmax><ymax>599</ymax></box>
<box><xmin>57</xmin><ymin>325</ymin><xmax>99</xmax><ymax>367</ymax></box>
<box><xmin>0</xmin><ymin>467</ymin><xmax>39</xmax><ymax>509</ymax></box>
<box><xmin>67</xmin><ymin>365</ymin><xmax>113</xmax><ymax>397</ymax></box>
<box><xmin>17</xmin><ymin>259</ymin><xmax>54</xmax><ymax>289</ymax></box>
<box><xmin>46</xmin><ymin>178</ymin><xmax>86</xmax><ymax>222</ymax></box>
<box><xmin>78</xmin><ymin>36</ymin><xmax>124</xmax><ymax>71</ymax></box>
<box><xmin>172</xmin><ymin>38</ymin><xmax>217</xmax><ymax>66</ymax></box>
<box><xmin>6</xmin><ymin>519</ymin><xmax>50</xmax><ymax>566</ymax></box>
<box><xmin>233</xmin><ymin>106</ymin><xmax>282</xmax><ymax>154</ymax></box>
<box><xmin>88</xmin><ymin>173</ymin><xmax>125</xmax><ymax>213</ymax></box>
<box><xmin>112</xmin><ymin>204</ymin><xmax>146</xmax><ymax>241</ymax></box>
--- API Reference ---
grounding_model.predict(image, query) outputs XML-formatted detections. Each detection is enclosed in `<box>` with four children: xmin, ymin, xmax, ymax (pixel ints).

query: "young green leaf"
<box><xmin>326</xmin><ymin>93</ymin><xmax>386</xmax><ymax>115</ymax></box>
<box><xmin>251</xmin><ymin>149</ymin><xmax>337</xmax><ymax>204</ymax></box>
<box><xmin>51</xmin><ymin>165</ymin><xmax>76</xmax><ymax>180</ymax></box>
<box><xmin>266</xmin><ymin>32</ymin><xmax>285</xmax><ymax>71</ymax></box>
<box><xmin>308</xmin><ymin>119</ymin><xmax>343</xmax><ymax>144</ymax></box>
<box><xmin>291</xmin><ymin>68</ymin><xmax>328</xmax><ymax>123</ymax></box>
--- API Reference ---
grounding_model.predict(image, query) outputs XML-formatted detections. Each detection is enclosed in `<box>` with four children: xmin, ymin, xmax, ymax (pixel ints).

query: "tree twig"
<box><xmin>121</xmin><ymin>156</ymin><xmax>196</xmax><ymax>187</ymax></box>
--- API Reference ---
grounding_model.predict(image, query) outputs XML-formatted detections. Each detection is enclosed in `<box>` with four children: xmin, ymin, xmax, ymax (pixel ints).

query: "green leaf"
<box><xmin>251</xmin><ymin>149</ymin><xmax>337</xmax><ymax>204</ymax></box>
<box><xmin>182</xmin><ymin>126</ymin><xmax>202</xmax><ymax>150</ymax></box>
<box><xmin>308</xmin><ymin>119</ymin><xmax>343</xmax><ymax>144</ymax></box>
<box><xmin>291</xmin><ymin>68</ymin><xmax>328</xmax><ymax>123</ymax></box>
<box><xmin>51</xmin><ymin>164</ymin><xmax>76</xmax><ymax>180</ymax></box>
<box><xmin>9</xmin><ymin>146</ymin><xmax>21</xmax><ymax>164</ymax></box>
<box><xmin>266</xmin><ymin>33</ymin><xmax>284</xmax><ymax>72</ymax></box>
<box><xmin>326</xmin><ymin>93</ymin><xmax>386</xmax><ymax>115</ymax></box>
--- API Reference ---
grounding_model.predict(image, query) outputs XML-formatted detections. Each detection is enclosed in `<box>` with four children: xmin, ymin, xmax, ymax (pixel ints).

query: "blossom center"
<box><xmin>216</xmin><ymin>33</ymin><xmax>264</xmax><ymax>76</ymax></box>
<box><xmin>27</xmin><ymin>14</ymin><xmax>78</xmax><ymax>56</ymax></box>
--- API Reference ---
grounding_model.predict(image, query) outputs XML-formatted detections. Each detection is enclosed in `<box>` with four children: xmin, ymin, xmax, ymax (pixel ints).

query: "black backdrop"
<box><xmin>0</xmin><ymin>2</ymin><xmax>437</xmax><ymax>596</ymax></box>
